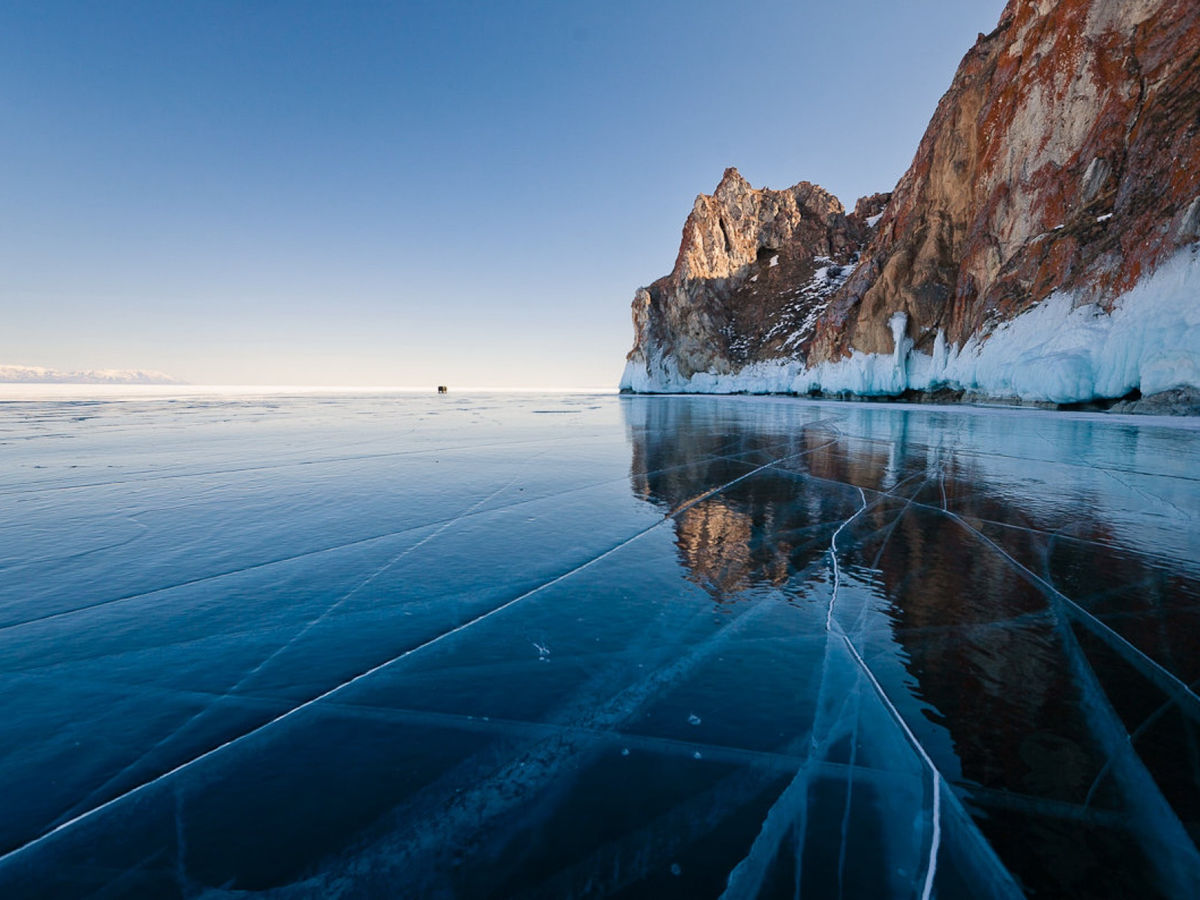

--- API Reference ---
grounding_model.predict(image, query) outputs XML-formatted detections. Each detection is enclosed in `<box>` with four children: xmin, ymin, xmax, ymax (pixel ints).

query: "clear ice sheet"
<box><xmin>0</xmin><ymin>391</ymin><xmax>1198</xmax><ymax>898</ymax></box>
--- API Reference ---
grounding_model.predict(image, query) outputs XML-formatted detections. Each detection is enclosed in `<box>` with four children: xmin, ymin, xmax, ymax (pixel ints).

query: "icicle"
<box><xmin>932</xmin><ymin>328</ymin><xmax>948</xmax><ymax>378</ymax></box>
<box><xmin>889</xmin><ymin>311</ymin><xmax>911</xmax><ymax>392</ymax></box>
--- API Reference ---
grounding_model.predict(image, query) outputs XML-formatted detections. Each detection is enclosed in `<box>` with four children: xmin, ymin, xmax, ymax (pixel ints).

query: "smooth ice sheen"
<box><xmin>0</xmin><ymin>391</ymin><xmax>1198</xmax><ymax>898</ymax></box>
<box><xmin>621</xmin><ymin>244</ymin><xmax>1200</xmax><ymax>402</ymax></box>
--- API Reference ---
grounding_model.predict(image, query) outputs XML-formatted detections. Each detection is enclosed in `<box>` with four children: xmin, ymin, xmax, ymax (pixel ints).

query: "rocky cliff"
<box><xmin>622</xmin><ymin>0</ymin><xmax>1200</xmax><ymax>407</ymax></box>
<box><xmin>624</xmin><ymin>169</ymin><xmax>887</xmax><ymax>386</ymax></box>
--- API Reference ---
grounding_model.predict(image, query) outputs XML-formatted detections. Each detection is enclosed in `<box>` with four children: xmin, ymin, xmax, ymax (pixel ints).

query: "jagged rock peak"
<box><xmin>672</xmin><ymin>169</ymin><xmax>849</xmax><ymax>284</ymax></box>
<box><xmin>623</xmin><ymin>169</ymin><xmax>884</xmax><ymax>386</ymax></box>
<box><xmin>713</xmin><ymin>166</ymin><xmax>750</xmax><ymax>196</ymax></box>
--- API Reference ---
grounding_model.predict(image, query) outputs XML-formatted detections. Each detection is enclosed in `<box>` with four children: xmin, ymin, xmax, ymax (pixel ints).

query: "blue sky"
<box><xmin>1</xmin><ymin>0</ymin><xmax>1003</xmax><ymax>387</ymax></box>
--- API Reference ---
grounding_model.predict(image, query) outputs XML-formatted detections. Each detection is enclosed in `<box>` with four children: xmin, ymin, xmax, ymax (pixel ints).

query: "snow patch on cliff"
<box><xmin>621</xmin><ymin>245</ymin><xmax>1200</xmax><ymax>403</ymax></box>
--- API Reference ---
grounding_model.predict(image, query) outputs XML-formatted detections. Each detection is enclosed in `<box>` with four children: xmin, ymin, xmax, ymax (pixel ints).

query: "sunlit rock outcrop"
<box><xmin>813</xmin><ymin>0</ymin><xmax>1200</xmax><ymax>361</ymax></box>
<box><xmin>622</xmin><ymin>168</ymin><xmax>885</xmax><ymax>390</ymax></box>
<box><xmin>622</xmin><ymin>0</ymin><xmax>1200</xmax><ymax>408</ymax></box>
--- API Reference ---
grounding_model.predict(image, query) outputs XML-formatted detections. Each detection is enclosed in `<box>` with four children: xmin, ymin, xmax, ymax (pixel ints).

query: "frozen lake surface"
<box><xmin>1</xmin><ymin>391</ymin><xmax>1198</xmax><ymax>898</ymax></box>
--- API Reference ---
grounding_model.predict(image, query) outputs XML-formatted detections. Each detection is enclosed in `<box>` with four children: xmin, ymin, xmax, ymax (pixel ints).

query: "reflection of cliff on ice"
<box><xmin>627</xmin><ymin>395</ymin><xmax>1200</xmax><ymax>569</ymax></box>
<box><xmin>623</xmin><ymin>395</ymin><xmax>1200</xmax><ymax>897</ymax></box>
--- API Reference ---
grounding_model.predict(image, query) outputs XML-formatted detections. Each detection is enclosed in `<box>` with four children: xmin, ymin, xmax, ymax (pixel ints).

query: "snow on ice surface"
<box><xmin>622</xmin><ymin>244</ymin><xmax>1200</xmax><ymax>401</ymax></box>
<box><xmin>0</xmin><ymin>392</ymin><xmax>1199</xmax><ymax>897</ymax></box>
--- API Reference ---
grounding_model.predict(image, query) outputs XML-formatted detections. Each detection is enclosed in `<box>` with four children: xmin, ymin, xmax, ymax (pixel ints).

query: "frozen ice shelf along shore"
<box><xmin>1</xmin><ymin>391</ymin><xmax>1198</xmax><ymax>898</ymax></box>
<box><xmin>622</xmin><ymin>245</ymin><xmax>1200</xmax><ymax>410</ymax></box>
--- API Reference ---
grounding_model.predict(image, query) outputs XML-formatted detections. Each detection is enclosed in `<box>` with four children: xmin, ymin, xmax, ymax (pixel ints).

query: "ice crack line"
<box><xmin>822</xmin><ymin>478</ymin><xmax>942</xmax><ymax>900</ymax></box>
<box><xmin>826</xmin><ymin>486</ymin><xmax>867</xmax><ymax>632</ymax></box>
<box><xmin>725</xmin><ymin>473</ymin><xmax>946</xmax><ymax>900</ymax></box>
<box><xmin>47</xmin><ymin>457</ymin><xmax>547</xmax><ymax>829</ymax></box>
<box><xmin>0</xmin><ymin>450</ymin><xmax>762</xmax><ymax>635</ymax></box>
<box><xmin>1083</xmin><ymin>673</ymin><xmax>1200</xmax><ymax>809</ymax></box>
<box><xmin>939</xmin><ymin>506</ymin><xmax>1200</xmax><ymax>723</ymax></box>
<box><xmin>0</xmin><ymin>448</ymin><xmax>816</xmax><ymax>870</ymax></box>
<box><xmin>839</xmin><ymin>636</ymin><xmax>941</xmax><ymax>900</ymax></box>
<box><xmin>722</xmin><ymin>474</ymin><xmax>946</xmax><ymax>900</ymax></box>
<box><xmin>0</xmin><ymin>432</ymin><xmax>594</xmax><ymax>498</ymax></box>
<box><xmin>823</xmin><ymin>468</ymin><xmax>929</xmax><ymax>633</ymax></box>
<box><xmin>938</xmin><ymin>505</ymin><xmax>1200</xmax><ymax>891</ymax></box>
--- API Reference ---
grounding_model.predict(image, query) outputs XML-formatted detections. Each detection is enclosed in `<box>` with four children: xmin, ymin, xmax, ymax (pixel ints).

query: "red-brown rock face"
<box><xmin>810</xmin><ymin>0</ymin><xmax>1200</xmax><ymax>361</ymax></box>
<box><xmin>624</xmin><ymin>0</ymin><xmax>1200</xmax><ymax>399</ymax></box>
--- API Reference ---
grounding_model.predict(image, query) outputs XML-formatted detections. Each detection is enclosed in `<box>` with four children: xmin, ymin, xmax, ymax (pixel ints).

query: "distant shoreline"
<box><xmin>0</xmin><ymin>384</ymin><xmax>621</xmax><ymax>400</ymax></box>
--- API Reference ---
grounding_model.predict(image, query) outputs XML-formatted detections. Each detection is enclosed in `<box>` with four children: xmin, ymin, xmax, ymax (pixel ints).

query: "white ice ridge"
<box><xmin>621</xmin><ymin>243</ymin><xmax>1200</xmax><ymax>402</ymax></box>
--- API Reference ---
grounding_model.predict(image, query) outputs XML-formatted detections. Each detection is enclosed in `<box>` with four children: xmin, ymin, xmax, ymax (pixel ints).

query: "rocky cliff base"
<box><xmin>624</xmin><ymin>243</ymin><xmax>1200</xmax><ymax>409</ymax></box>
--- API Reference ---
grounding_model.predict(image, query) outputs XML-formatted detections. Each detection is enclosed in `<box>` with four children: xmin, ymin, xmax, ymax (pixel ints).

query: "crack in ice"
<box><xmin>0</xmin><ymin>450</ymin><xmax>777</xmax><ymax>635</ymax></box>
<box><xmin>938</xmin><ymin>507</ymin><xmax>1200</xmax><ymax>723</ymax></box>
<box><xmin>826</xmin><ymin>486</ymin><xmax>868</xmax><ymax>633</ymax></box>
<box><xmin>824</xmin><ymin>475</ymin><xmax>942</xmax><ymax>900</ymax></box>
<box><xmin>0</xmin><ymin>442</ymin><xmax>835</xmax><ymax>871</ymax></box>
<box><xmin>939</xmin><ymin>506</ymin><xmax>1200</xmax><ymax>893</ymax></box>
<box><xmin>45</xmin><ymin>456</ymin><xmax>548</xmax><ymax>829</ymax></box>
<box><xmin>723</xmin><ymin>471</ymin><xmax>963</xmax><ymax>900</ymax></box>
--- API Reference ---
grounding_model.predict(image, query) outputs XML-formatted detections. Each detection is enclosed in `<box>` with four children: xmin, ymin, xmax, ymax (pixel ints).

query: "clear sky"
<box><xmin>1</xmin><ymin>0</ymin><xmax>1003</xmax><ymax>388</ymax></box>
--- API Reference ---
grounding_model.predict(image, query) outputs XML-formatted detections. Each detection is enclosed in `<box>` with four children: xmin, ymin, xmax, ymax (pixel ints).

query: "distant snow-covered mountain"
<box><xmin>0</xmin><ymin>364</ymin><xmax>184</xmax><ymax>385</ymax></box>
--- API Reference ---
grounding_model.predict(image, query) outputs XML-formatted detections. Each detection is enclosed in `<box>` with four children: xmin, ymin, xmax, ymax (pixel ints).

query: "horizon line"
<box><xmin>0</xmin><ymin>383</ymin><xmax>621</xmax><ymax>395</ymax></box>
